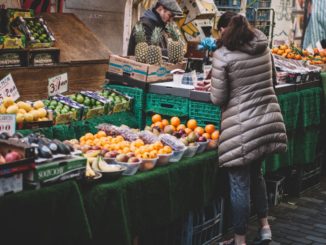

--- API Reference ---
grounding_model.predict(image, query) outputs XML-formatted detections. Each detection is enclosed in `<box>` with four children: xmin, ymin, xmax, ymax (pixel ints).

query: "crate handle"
<box><xmin>59</xmin><ymin>161</ymin><xmax>68</xmax><ymax>167</ymax></box>
<box><xmin>160</xmin><ymin>103</ymin><xmax>174</xmax><ymax>108</ymax></box>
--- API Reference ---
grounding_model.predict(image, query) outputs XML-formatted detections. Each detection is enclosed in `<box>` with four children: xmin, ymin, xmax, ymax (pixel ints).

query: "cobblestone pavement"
<box><xmin>221</xmin><ymin>177</ymin><xmax>326</xmax><ymax>245</ymax></box>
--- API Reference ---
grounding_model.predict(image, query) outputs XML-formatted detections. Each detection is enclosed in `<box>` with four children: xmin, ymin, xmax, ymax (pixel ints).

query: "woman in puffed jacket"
<box><xmin>211</xmin><ymin>13</ymin><xmax>287</xmax><ymax>245</ymax></box>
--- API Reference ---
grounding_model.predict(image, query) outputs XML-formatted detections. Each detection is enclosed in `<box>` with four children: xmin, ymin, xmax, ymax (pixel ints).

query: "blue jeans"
<box><xmin>228</xmin><ymin>160</ymin><xmax>268</xmax><ymax>235</ymax></box>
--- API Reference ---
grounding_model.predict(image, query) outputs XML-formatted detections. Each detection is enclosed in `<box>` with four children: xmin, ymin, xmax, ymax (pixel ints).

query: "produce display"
<box><xmin>272</xmin><ymin>44</ymin><xmax>326</xmax><ymax>65</ymax></box>
<box><xmin>98</xmin><ymin>89</ymin><xmax>131</xmax><ymax>112</ymax></box>
<box><xmin>131</xmin><ymin>21</ymin><xmax>186</xmax><ymax>66</ymax></box>
<box><xmin>0</xmin><ymin>132</ymin><xmax>33</xmax><ymax>165</ymax></box>
<box><xmin>0</xmin><ymin>131</ymin><xmax>74</xmax><ymax>162</ymax></box>
<box><xmin>0</xmin><ymin>97</ymin><xmax>51</xmax><ymax>123</ymax></box>
<box><xmin>44</xmin><ymin>94</ymin><xmax>84</xmax><ymax>123</ymax></box>
<box><xmin>12</xmin><ymin>16</ymin><xmax>55</xmax><ymax>48</ymax></box>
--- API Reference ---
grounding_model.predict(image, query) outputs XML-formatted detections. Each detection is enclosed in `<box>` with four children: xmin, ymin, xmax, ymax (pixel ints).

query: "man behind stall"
<box><xmin>127</xmin><ymin>0</ymin><xmax>182</xmax><ymax>56</ymax></box>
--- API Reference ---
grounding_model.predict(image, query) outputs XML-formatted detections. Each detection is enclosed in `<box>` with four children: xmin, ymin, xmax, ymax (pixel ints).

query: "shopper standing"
<box><xmin>127</xmin><ymin>0</ymin><xmax>182</xmax><ymax>56</ymax></box>
<box><xmin>302</xmin><ymin>0</ymin><xmax>326</xmax><ymax>49</ymax></box>
<box><xmin>211</xmin><ymin>13</ymin><xmax>288</xmax><ymax>245</ymax></box>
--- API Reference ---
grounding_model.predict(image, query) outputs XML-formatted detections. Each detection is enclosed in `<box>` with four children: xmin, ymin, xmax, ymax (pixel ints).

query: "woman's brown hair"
<box><xmin>221</xmin><ymin>14</ymin><xmax>255</xmax><ymax>51</ymax></box>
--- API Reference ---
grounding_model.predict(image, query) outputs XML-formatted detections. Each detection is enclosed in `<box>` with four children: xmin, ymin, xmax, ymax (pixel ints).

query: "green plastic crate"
<box><xmin>189</xmin><ymin>100</ymin><xmax>221</xmax><ymax>126</ymax></box>
<box><xmin>146</xmin><ymin>93</ymin><xmax>189</xmax><ymax>116</ymax></box>
<box><xmin>105</xmin><ymin>84</ymin><xmax>145</xmax><ymax>110</ymax></box>
<box><xmin>134</xmin><ymin>109</ymin><xmax>145</xmax><ymax>129</ymax></box>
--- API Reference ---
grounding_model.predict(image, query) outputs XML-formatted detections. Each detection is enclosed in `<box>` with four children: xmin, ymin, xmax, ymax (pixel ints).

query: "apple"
<box><xmin>100</xmin><ymin>149</ymin><xmax>108</xmax><ymax>156</ymax></box>
<box><xmin>197</xmin><ymin>136</ymin><xmax>207</xmax><ymax>142</ymax></box>
<box><xmin>80</xmin><ymin>145</ymin><xmax>91</xmax><ymax>153</ymax></box>
<box><xmin>0</xmin><ymin>154</ymin><xmax>6</xmax><ymax>164</ymax></box>
<box><xmin>127</xmin><ymin>152</ymin><xmax>135</xmax><ymax>158</ymax></box>
<box><xmin>128</xmin><ymin>157</ymin><xmax>140</xmax><ymax>163</ymax></box>
<box><xmin>180</xmin><ymin>137</ymin><xmax>189</xmax><ymax>146</ymax></box>
<box><xmin>104</xmin><ymin>151</ymin><xmax>119</xmax><ymax>158</ymax></box>
<box><xmin>116</xmin><ymin>153</ymin><xmax>129</xmax><ymax>162</ymax></box>
<box><xmin>91</xmin><ymin>145</ymin><xmax>100</xmax><ymax>150</ymax></box>
<box><xmin>5</xmin><ymin>151</ymin><xmax>21</xmax><ymax>163</ymax></box>
<box><xmin>172</xmin><ymin>131</ymin><xmax>181</xmax><ymax>138</ymax></box>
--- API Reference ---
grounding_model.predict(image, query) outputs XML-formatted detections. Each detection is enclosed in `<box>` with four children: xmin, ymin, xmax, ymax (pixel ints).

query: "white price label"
<box><xmin>0</xmin><ymin>114</ymin><xmax>16</xmax><ymax>136</ymax></box>
<box><xmin>48</xmin><ymin>73</ymin><xmax>68</xmax><ymax>96</ymax></box>
<box><xmin>191</xmin><ymin>70</ymin><xmax>198</xmax><ymax>85</ymax></box>
<box><xmin>0</xmin><ymin>74</ymin><xmax>20</xmax><ymax>103</ymax></box>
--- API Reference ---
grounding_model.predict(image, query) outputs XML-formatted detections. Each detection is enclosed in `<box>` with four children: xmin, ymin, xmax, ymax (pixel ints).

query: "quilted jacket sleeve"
<box><xmin>210</xmin><ymin>49</ymin><xmax>229</xmax><ymax>106</ymax></box>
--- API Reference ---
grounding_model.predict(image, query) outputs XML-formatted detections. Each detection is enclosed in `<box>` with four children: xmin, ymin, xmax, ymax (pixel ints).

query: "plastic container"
<box><xmin>157</xmin><ymin>152</ymin><xmax>173</xmax><ymax>166</ymax></box>
<box><xmin>139</xmin><ymin>157</ymin><xmax>159</xmax><ymax>171</ymax></box>
<box><xmin>169</xmin><ymin>148</ymin><xmax>187</xmax><ymax>162</ymax></box>
<box><xmin>118</xmin><ymin>161</ymin><xmax>141</xmax><ymax>176</ymax></box>
<box><xmin>183</xmin><ymin>143</ymin><xmax>199</xmax><ymax>158</ymax></box>
<box><xmin>103</xmin><ymin>157</ymin><xmax>116</xmax><ymax>164</ymax></box>
<box><xmin>197</xmin><ymin>141</ymin><xmax>209</xmax><ymax>154</ymax></box>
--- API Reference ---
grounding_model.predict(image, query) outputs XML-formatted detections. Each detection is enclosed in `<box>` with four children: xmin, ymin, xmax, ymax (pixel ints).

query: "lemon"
<box><xmin>2</xmin><ymin>97</ymin><xmax>14</xmax><ymax>108</ymax></box>
<box><xmin>16</xmin><ymin>113</ymin><xmax>24</xmax><ymax>123</ymax></box>
<box><xmin>18</xmin><ymin>109</ymin><xmax>27</xmax><ymax>114</ymax></box>
<box><xmin>37</xmin><ymin>108</ymin><xmax>47</xmax><ymax>118</ymax></box>
<box><xmin>33</xmin><ymin>100</ymin><xmax>44</xmax><ymax>109</ymax></box>
<box><xmin>6</xmin><ymin>104</ymin><xmax>19</xmax><ymax>114</ymax></box>
<box><xmin>24</xmin><ymin>112</ymin><xmax>34</xmax><ymax>122</ymax></box>
<box><xmin>0</xmin><ymin>105</ymin><xmax>6</xmax><ymax>114</ymax></box>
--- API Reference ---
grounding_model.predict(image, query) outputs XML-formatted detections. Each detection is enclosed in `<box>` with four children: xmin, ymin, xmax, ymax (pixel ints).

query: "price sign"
<box><xmin>0</xmin><ymin>114</ymin><xmax>16</xmax><ymax>136</ymax></box>
<box><xmin>0</xmin><ymin>74</ymin><xmax>20</xmax><ymax>103</ymax></box>
<box><xmin>48</xmin><ymin>73</ymin><xmax>68</xmax><ymax>96</ymax></box>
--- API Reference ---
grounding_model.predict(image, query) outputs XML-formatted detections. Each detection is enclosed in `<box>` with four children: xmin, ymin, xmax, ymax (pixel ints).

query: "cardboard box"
<box><xmin>182</xmin><ymin>19</ymin><xmax>214</xmax><ymax>42</ymax></box>
<box><xmin>24</xmin><ymin>155</ymin><xmax>86</xmax><ymax>186</ymax></box>
<box><xmin>0</xmin><ymin>173</ymin><xmax>23</xmax><ymax>197</ymax></box>
<box><xmin>108</xmin><ymin>55</ymin><xmax>187</xmax><ymax>83</ymax></box>
<box><xmin>0</xmin><ymin>139</ymin><xmax>35</xmax><ymax>177</ymax></box>
<box><xmin>180</xmin><ymin>0</ymin><xmax>218</xmax><ymax>24</ymax></box>
<box><xmin>149</xmin><ymin>82</ymin><xmax>194</xmax><ymax>98</ymax></box>
<box><xmin>190</xmin><ymin>90</ymin><xmax>211</xmax><ymax>102</ymax></box>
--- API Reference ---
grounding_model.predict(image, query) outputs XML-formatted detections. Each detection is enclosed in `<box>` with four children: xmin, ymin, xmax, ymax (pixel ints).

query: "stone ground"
<box><xmin>220</xmin><ymin>177</ymin><xmax>326</xmax><ymax>245</ymax></box>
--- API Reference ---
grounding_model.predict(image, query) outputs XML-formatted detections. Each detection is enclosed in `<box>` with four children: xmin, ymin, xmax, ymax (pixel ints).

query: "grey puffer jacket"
<box><xmin>210</xmin><ymin>30</ymin><xmax>287</xmax><ymax>168</ymax></box>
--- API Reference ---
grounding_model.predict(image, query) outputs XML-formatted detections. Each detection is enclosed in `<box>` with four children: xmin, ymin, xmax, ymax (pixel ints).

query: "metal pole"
<box><xmin>240</xmin><ymin>0</ymin><xmax>248</xmax><ymax>15</ymax></box>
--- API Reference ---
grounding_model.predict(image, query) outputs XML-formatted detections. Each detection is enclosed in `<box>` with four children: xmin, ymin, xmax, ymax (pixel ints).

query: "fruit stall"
<box><xmin>0</xmin><ymin>5</ymin><xmax>325</xmax><ymax>245</ymax></box>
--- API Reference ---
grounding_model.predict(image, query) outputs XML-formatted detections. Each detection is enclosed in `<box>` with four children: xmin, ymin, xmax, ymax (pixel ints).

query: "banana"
<box><xmin>86</xmin><ymin>161</ymin><xmax>96</xmax><ymax>177</ymax></box>
<box><xmin>84</xmin><ymin>150</ymin><xmax>101</xmax><ymax>158</ymax></box>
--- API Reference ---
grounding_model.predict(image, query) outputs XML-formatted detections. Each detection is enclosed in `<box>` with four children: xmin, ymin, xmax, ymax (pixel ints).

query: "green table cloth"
<box><xmin>0</xmin><ymin>180</ymin><xmax>92</xmax><ymax>245</ymax></box>
<box><xmin>82</xmin><ymin>151</ymin><xmax>219</xmax><ymax>245</ymax></box>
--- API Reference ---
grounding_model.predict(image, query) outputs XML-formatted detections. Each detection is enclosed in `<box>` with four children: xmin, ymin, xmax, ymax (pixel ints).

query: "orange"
<box><xmin>205</xmin><ymin>124</ymin><xmax>216</xmax><ymax>134</ymax></box>
<box><xmin>185</xmin><ymin>128</ymin><xmax>192</xmax><ymax>135</ymax></box>
<box><xmin>271</xmin><ymin>47</ymin><xmax>279</xmax><ymax>54</ymax></box>
<box><xmin>162</xmin><ymin>119</ymin><xmax>169</xmax><ymax>127</ymax></box>
<box><xmin>84</xmin><ymin>133</ymin><xmax>94</xmax><ymax>140</ymax></box>
<box><xmin>211</xmin><ymin>130</ymin><xmax>220</xmax><ymax>140</ymax></box>
<box><xmin>152</xmin><ymin>114</ymin><xmax>162</xmax><ymax>123</ymax></box>
<box><xmin>285</xmin><ymin>48</ymin><xmax>292</xmax><ymax>54</ymax></box>
<box><xmin>154</xmin><ymin>121</ymin><xmax>163</xmax><ymax>129</ymax></box>
<box><xmin>177</xmin><ymin>124</ymin><xmax>186</xmax><ymax>131</ymax></box>
<box><xmin>295</xmin><ymin>54</ymin><xmax>302</xmax><ymax>60</ymax></box>
<box><xmin>194</xmin><ymin>126</ymin><xmax>204</xmax><ymax>135</ymax></box>
<box><xmin>202</xmin><ymin>133</ymin><xmax>211</xmax><ymax>139</ymax></box>
<box><xmin>96</xmin><ymin>130</ymin><xmax>107</xmax><ymax>138</ymax></box>
<box><xmin>303</xmin><ymin>50</ymin><xmax>309</xmax><ymax>56</ymax></box>
<box><xmin>187</xmin><ymin>119</ymin><xmax>197</xmax><ymax>130</ymax></box>
<box><xmin>277</xmin><ymin>49</ymin><xmax>284</xmax><ymax>55</ymax></box>
<box><xmin>170</xmin><ymin>117</ymin><xmax>181</xmax><ymax>127</ymax></box>
<box><xmin>279</xmin><ymin>45</ymin><xmax>287</xmax><ymax>50</ymax></box>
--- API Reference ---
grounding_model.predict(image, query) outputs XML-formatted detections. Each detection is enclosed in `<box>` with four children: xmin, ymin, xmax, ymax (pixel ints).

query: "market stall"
<box><xmin>0</xmin><ymin>2</ymin><xmax>325</xmax><ymax>245</ymax></box>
